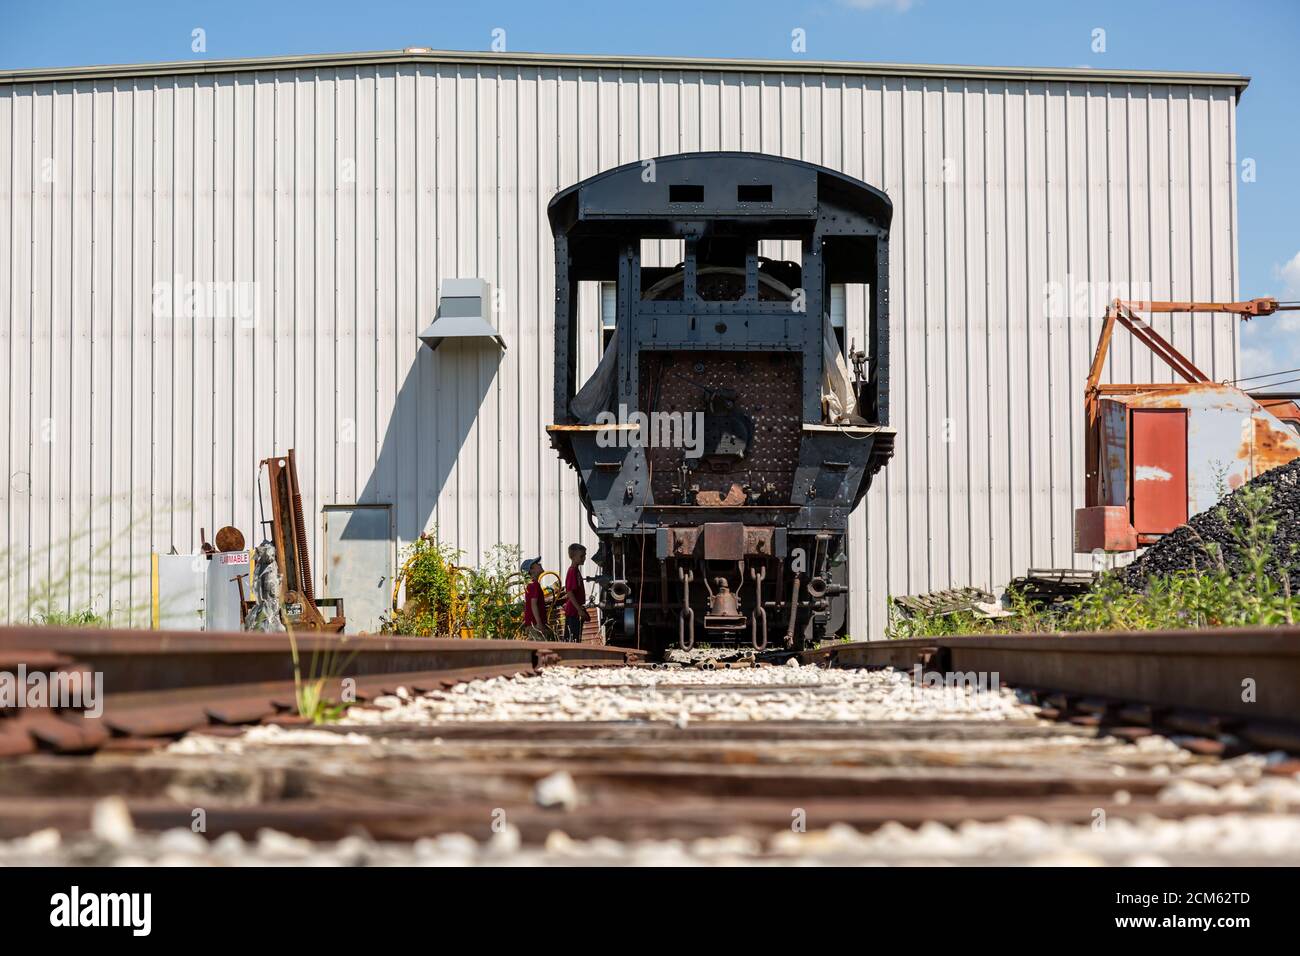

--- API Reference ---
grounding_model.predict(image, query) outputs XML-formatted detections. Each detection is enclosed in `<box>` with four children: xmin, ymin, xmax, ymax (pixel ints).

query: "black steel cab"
<box><xmin>547</xmin><ymin>152</ymin><xmax>894</xmax><ymax>652</ymax></box>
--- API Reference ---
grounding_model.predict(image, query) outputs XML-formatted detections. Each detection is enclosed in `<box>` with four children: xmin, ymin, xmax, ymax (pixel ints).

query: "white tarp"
<box><xmin>571</xmin><ymin>327</ymin><xmax>620</xmax><ymax>421</ymax></box>
<box><xmin>822</xmin><ymin>315</ymin><xmax>858</xmax><ymax>423</ymax></box>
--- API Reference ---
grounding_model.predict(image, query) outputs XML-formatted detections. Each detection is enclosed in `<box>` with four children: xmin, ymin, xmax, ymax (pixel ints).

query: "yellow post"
<box><xmin>150</xmin><ymin>554</ymin><xmax>160</xmax><ymax>629</ymax></box>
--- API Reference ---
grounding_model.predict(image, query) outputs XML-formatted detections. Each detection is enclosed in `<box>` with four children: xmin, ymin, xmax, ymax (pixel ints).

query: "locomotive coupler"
<box><xmin>703</xmin><ymin>578</ymin><xmax>746</xmax><ymax>632</ymax></box>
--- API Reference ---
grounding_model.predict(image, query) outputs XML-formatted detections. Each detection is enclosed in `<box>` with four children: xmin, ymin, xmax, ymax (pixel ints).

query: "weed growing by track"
<box><xmin>382</xmin><ymin>533</ymin><xmax>527</xmax><ymax>639</ymax></box>
<box><xmin>889</xmin><ymin>484</ymin><xmax>1300</xmax><ymax>638</ymax></box>
<box><xmin>288</xmin><ymin>630</ymin><xmax>358</xmax><ymax>724</ymax></box>
<box><xmin>27</xmin><ymin>607</ymin><xmax>107</xmax><ymax>627</ymax></box>
<box><xmin>384</xmin><ymin>533</ymin><xmax>464</xmax><ymax>636</ymax></box>
<box><xmin>1</xmin><ymin>501</ymin><xmax>155</xmax><ymax>627</ymax></box>
<box><xmin>459</xmin><ymin>544</ymin><xmax>527</xmax><ymax>639</ymax></box>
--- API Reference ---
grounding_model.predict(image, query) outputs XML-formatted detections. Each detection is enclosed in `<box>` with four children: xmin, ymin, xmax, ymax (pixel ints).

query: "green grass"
<box><xmin>287</xmin><ymin>629</ymin><xmax>358</xmax><ymax>724</ymax></box>
<box><xmin>27</xmin><ymin>606</ymin><xmax>107</xmax><ymax>628</ymax></box>
<box><xmin>888</xmin><ymin>484</ymin><xmax>1300</xmax><ymax>639</ymax></box>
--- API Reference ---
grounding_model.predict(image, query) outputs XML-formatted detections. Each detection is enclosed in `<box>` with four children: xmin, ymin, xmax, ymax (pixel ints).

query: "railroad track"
<box><xmin>0</xmin><ymin>625</ymin><xmax>1297</xmax><ymax>865</ymax></box>
<box><xmin>805</xmin><ymin>629</ymin><xmax>1300</xmax><ymax>754</ymax></box>
<box><xmin>0</xmin><ymin>625</ymin><xmax>643</xmax><ymax>756</ymax></box>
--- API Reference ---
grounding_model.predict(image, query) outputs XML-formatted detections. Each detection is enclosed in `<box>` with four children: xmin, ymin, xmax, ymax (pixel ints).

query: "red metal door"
<box><xmin>1130</xmin><ymin>408</ymin><xmax>1189</xmax><ymax>536</ymax></box>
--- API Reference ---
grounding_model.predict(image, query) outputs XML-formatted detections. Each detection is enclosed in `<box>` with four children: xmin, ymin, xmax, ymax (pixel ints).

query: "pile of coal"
<box><xmin>1121</xmin><ymin>458</ymin><xmax>1300</xmax><ymax>591</ymax></box>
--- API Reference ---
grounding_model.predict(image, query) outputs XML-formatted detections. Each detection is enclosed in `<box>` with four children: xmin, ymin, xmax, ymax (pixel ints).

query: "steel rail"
<box><xmin>802</xmin><ymin>628</ymin><xmax>1300</xmax><ymax>748</ymax></box>
<box><xmin>0</xmin><ymin>625</ymin><xmax>644</xmax><ymax>756</ymax></box>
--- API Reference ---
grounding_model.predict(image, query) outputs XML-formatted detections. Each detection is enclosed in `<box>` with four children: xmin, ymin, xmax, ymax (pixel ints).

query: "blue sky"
<box><xmin>3</xmin><ymin>0</ymin><xmax>1297</xmax><ymax>379</ymax></box>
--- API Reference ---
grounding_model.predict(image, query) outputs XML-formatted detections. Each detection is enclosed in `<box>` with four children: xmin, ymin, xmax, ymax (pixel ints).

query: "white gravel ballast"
<box><xmin>339</xmin><ymin>663</ymin><xmax>1038</xmax><ymax>726</ymax></box>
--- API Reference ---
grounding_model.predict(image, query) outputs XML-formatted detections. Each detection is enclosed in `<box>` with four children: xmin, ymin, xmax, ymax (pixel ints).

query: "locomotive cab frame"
<box><xmin>547</xmin><ymin>152</ymin><xmax>895</xmax><ymax>654</ymax></box>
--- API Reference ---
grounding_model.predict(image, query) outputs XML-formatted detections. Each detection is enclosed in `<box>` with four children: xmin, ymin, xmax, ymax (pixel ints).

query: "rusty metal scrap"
<box><xmin>214</xmin><ymin>526</ymin><xmax>246</xmax><ymax>553</ymax></box>
<box><xmin>891</xmin><ymin>586</ymin><xmax>998</xmax><ymax>619</ymax></box>
<box><xmin>1007</xmin><ymin>569</ymin><xmax>1096</xmax><ymax>608</ymax></box>
<box><xmin>259</xmin><ymin>450</ymin><xmax>346</xmax><ymax>633</ymax></box>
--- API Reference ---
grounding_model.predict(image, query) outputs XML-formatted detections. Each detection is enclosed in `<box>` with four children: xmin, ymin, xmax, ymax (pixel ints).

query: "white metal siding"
<box><xmin>0</xmin><ymin>64</ymin><xmax>1238</xmax><ymax>634</ymax></box>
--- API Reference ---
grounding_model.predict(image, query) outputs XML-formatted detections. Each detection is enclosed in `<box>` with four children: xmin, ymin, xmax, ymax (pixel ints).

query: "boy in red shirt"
<box><xmin>521</xmin><ymin>557</ymin><xmax>552</xmax><ymax>641</ymax></box>
<box><xmin>562</xmin><ymin>543</ymin><xmax>590</xmax><ymax>643</ymax></box>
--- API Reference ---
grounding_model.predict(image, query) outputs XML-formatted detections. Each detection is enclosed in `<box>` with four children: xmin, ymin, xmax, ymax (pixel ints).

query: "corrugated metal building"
<box><xmin>0</xmin><ymin>49</ymin><xmax>1247</xmax><ymax>634</ymax></box>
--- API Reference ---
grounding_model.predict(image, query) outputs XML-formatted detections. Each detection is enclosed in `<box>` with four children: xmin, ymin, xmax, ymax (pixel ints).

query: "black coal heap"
<box><xmin>1121</xmin><ymin>458</ymin><xmax>1300</xmax><ymax>591</ymax></box>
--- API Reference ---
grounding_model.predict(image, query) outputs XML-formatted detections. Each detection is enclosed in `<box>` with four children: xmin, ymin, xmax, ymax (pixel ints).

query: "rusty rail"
<box><xmin>1</xmin><ymin>625</ymin><xmax>1298</xmax><ymax>853</ymax></box>
<box><xmin>803</xmin><ymin>628</ymin><xmax>1300</xmax><ymax>749</ymax></box>
<box><xmin>0</xmin><ymin>625</ymin><xmax>644</xmax><ymax>757</ymax></box>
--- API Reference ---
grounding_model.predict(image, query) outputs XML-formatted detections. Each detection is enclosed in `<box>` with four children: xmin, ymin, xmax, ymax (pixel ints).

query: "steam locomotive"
<box><xmin>547</xmin><ymin>152</ymin><xmax>894</xmax><ymax>653</ymax></box>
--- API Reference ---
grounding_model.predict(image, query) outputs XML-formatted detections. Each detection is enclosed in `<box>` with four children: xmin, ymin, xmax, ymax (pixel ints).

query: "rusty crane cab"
<box><xmin>1076</xmin><ymin>298</ymin><xmax>1300</xmax><ymax>554</ymax></box>
<box><xmin>547</xmin><ymin>152</ymin><xmax>895</xmax><ymax>653</ymax></box>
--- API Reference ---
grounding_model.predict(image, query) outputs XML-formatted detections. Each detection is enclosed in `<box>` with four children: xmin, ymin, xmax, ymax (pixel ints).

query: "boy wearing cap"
<box><xmin>563</xmin><ymin>543</ymin><xmax>590</xmax><ymax>643</ymax></box>
<box><xmin>521</xmin><ymin>557</ymin><xmax>552</xmax><ymax>640</ymax></box>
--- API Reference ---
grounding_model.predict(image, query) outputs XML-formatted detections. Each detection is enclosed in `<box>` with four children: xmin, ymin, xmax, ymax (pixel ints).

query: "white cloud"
<box><xmin>839</xmin><ymin>0</ymin><xmax>916</xmax><ymax>11</ymax></box>
<box><xmin>1240</xmin><ymin>345</ymin><xmax>1274</xmax><ymax>379</ymax></box>
<box><xmin>1240</xmin><ymin>306</ymin><xmax>1300</xmax><ymax>382</ymax></box>
<box><xmin>1275</xmin><ymin>250</ymin><xmax>1300</xmax><ymax>297</ymax></box>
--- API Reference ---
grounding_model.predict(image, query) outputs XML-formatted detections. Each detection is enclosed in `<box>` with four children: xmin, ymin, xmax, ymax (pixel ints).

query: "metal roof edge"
<box><xmin>0</xmin><ymin>48</ymin><xmax>1251</xmax><ymax>94</ymax></box>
